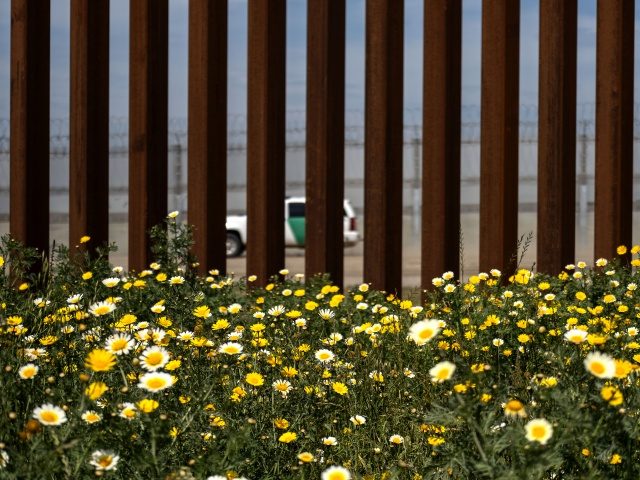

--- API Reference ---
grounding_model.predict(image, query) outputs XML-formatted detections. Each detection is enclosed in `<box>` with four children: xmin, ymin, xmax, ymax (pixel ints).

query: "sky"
<box><xmin>0</xmin><ymin>0</ymin><xmax>637</xmax><ymax>123</ymax></box>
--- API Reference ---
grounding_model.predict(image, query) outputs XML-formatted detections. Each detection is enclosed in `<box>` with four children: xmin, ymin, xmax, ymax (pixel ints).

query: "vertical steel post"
<box><xmin>422</xmin><ymin>0</ymin><xmax>462</xmax><ymax>288</ymax></box>
<box><xmin>479</xmin><ymin>0</ymin><xmax>520</xmax><ymax>274</ymax></box>
<box><xmin>188</xmin><ymin>0</ymin><xmax>228</xmax><ymax>275</ymax></box>
<box><xmin>364</xmin><ymin>0</ymin><xmax>404</xmax><ymax>294</ymax></box>
<box><xmin>594</xmin><ymin>0</ymin><xmax>634</xmax><ymax>259</ymax></box>
<box><xmin>305</xmin><ymin>0</ymin><xmax>346</xmax><ymax>286</ymax></box>
<box><xmin>537</xmin><ymin>0</ymin><xmax>577</xmax><ymax>273</ymax></box>
<box><xmin>246</xmin><ymin>0</ymin><xmax>287</xmax><ymax>285</ymax></box>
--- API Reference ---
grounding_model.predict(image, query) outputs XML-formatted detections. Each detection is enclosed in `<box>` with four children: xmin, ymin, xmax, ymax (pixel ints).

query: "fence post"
<box><xmin>594</xmin><ymin>0</ymin><xmax>634</xmax><ymax>259</ymax></box>
<box><xmin>479</xmin><ymin>0</ymin><xmax>520</xmax><ymax>274</ymax></box>
<box><xmin>364</xmin><ymin>0</ymin><xmax>404</xmax><ymax>294</ymax></box>
<box><xmin>537</xmin><ymin>0</ymin><xmax>577</xmax><ymax>274</ymax></box>
<box><xmin>422</xmin><ymin>0</ymin><xmax>461</xmax><ymax>289</ymax></box>
<box><xmin>69</xmin><ymin>0</ymin><xmax>110</xmax><ymax>256</ymax></box>
<box><xmin>305</xmin><ymin>0</ymin><xmax>345</xmax><ymax>287</ymax></box>
<box><xmin>246</xmin><ymin>0</ymin><xmax>286</xmax><ymax>285</ymax></box>
<box><xmin>129</xmin><ymin>0</ymin><xmax>169</xmax><ymax>272</ymax></box>
<box><xmin>10</xmin><ymin>0</ymin><xmax>50</xmax><ymax>263</ymax></box>
<box><xmin>188</xmin><ymin>0</ymin><xmax>228</xmax><ymax>275</ymax></box>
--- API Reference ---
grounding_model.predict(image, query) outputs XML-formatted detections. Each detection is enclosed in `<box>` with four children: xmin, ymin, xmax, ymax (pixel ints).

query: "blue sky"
<box><xmin>0</xmin><ymin>0</ymin><xmax>636</xmax><ymax>122</ymax></box>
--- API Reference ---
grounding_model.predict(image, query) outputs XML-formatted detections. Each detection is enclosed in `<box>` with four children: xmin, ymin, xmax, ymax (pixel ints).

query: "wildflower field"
<box><xmin>2</xmin><ymin>217</ymin><xmax>640</xmax><ymax>479</ymax></box>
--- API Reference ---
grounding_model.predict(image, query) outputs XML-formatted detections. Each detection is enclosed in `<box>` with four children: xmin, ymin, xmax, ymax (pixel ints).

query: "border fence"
<box><xmin>2</xmin><ymin>105</ymin><xmax>640</xmax><ymax>221</ymax></box>
<box><xmin>4</xmin><ymin>0</ymin><xmax>637</xmax><ymax>293</ymax></box>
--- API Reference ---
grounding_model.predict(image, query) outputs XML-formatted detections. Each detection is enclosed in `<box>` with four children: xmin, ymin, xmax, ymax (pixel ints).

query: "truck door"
<box><xmin>286</xmin><ymin>202</ymin><xmax>306</xmax><ymax>246</ymax></box>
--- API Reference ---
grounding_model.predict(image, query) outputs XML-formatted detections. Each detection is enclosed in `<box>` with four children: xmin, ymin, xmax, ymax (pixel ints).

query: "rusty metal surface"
<box><xmin>594</xmin><ymin>0</ymin><xmax>634</xmax><ymax>260</ymax></box>
<box><xmin>536</xmin><ymin>0</ymin><xmax>577</xmax><ymax>273</ymax></box>
<box><xmin>128</xmin><ymin>0</ymin><xmax>168</xmax><ymax>272</ymax></box>
<box><xmin>364</xmin><ymin>0</ymin><xmax>404</xmax><ymax>294</ymax></box>
<box><xmin>479</xmin><ymin>0</ymin><xmax>520</xmax><ymax>274</ymax></box>
<box><xmin>305</xmin><ymin>0</ymin><xmax>346</xmax><ymax>286</ymax></box>
<box><xmin>10</xmin><ymin>0</ymin><xmax>50</xmax><ymax>258</ymax></box>
<box><xmin>69</xmin><ymin>0</ymin><xmax>110</xmax><ymax>254</ymax></box>
<box><xmin>246</xmin><ymin>0</ymin><xmax>286</xmax><ymax>285</ymax></box>
<box><xmin>188</xmin><ymin>0</ymin><xmax>228</xmax><ymax>275</ymax></box>
<box><xmin>422</xmin><ymin>0</ymin><xmax>461</xmax><ymax>289</ymax></box>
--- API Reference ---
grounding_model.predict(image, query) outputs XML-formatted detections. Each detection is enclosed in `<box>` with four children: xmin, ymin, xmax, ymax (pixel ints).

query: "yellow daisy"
<box><xmin>85</xmin><ymin>349</ymin><xmax>116</xmax><ymax>372</ymax></box>
<box><xmin>297</xmin><ymin>452</ymin><xmax>315</xmax><ymax>463</ymax></box>
<box><xmin>278</xmin><ymin>431</ymin><xmax>297</xmax><ymax>443</ymax></box>
<box><xmin>137</xmin><ymin>398</ymin><xmax>160</xmax><ymax>413</ymax></box>
<box><xmin>245</xmin><ymin>372</ymin><xmax>264</xmax><ymax>387</ymax></box>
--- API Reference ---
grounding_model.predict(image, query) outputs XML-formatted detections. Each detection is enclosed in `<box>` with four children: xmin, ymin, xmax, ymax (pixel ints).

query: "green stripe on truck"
<box><xmin>288</xmin><ymin>217</ymin><xmax>305</xmax><ymax>245</ymax></box>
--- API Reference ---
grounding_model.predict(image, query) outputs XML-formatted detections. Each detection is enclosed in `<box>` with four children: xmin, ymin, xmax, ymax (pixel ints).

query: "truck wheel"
<box><xmin>226</xmin><ymin>232</ymin><xmax>244</xmax><ymax>257</ymax></box>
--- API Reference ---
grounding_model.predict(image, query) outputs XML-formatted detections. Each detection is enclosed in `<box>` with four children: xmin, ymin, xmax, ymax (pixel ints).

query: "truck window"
<box><xmin>289</xmin><ymin>203</ymin><xmax>305</xmax><ymax>218</ymax></box>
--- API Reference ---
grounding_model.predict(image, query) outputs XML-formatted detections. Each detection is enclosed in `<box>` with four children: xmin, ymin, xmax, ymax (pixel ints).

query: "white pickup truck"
<box><xmin>225</xmin><ymin>197</ymin><xmax>360</xmax><ymax>257</ymax></box>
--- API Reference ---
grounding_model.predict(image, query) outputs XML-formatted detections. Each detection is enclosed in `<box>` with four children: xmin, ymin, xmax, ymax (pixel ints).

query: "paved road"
<box><xmin>2</xmin><ymin>211</ymin><xmax>638</xmax><ymax>289</ymax></box>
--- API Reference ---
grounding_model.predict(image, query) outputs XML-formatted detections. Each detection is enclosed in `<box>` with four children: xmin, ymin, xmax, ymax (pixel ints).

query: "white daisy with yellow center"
<box><xmin>178</xmin><ymin>331</ymin><xmax>194</xmax><ymax>342</ymax></box>
<box><xmin>322</xmin><ymin>436</ymin><xmax>338</xmax><ymax>446</ymax></box>
<box><xmin>318</xmin><ymin>308</ymin><xmax>335</xmax><ymax>320</ymax></box>
<box><xmin>322</xmin><ymin>465</ymin><xmax>351</xmax><ymax>480</ymax></box>
<box><xmin>139</xmin><ymin>346</ymin><xmax>170</xmax><ymax>371</ymax></box>
<box><xmin>67</xmin><ymin>293</ymin><xmax>83</xmax><ymax>304</ymax></box>
<box><xmin>349</xmin><ymin>415</ymin><xmax>366</xmax><ymax>426</ymax></box>
<box><xmin>218</xmin><ymin>342</ymin><xmax>243</xmax><ymax>355</ymax></box>
<box><xmin>138</xmin><ymin>371</ymin><xmax>175</xmax><ymax>392</ymax></box>
<box><xmin>429</xmin><ymin>361</ymin><xmax>456</xmax><ymax>383</ymax></box>
<box><xmin>524</xmin><ymin>418</ymin><xmax>553</xmax><ymax>445</ymax></box>
<box><xmin>18</xmin><ymin>363</ymin><xmax>39</xmax><ymax>380</ymax></box>
<box><xmin>389</xmin><ymin>434</ymin><xmax>404</xmax><ymax>445</ymax></box>
<box><xmin>105</xmin><ymin>333</ymin><xmax>135</xmax><ymax>356</ymax></box>
<box><xmin>315</xmin><ymin>349</ymin><xmax>335</xmax><ymax>363</ymax></box>
<box><xmin>119</xmin><ymin>402</ymin><xmax>137</xmax><ymax>420</ymax></box>
<box><xmin>89</xmin><ymin>300</ymin><xmax>116</xmax><ymax>317</ymax></box>
<box><xmin>408</xmin><ymin>319</ymin><xmax>441</xmax><ymax>346</ymax></box>
<box><xmin>272</xmin><ymin>379</ymin><xmax>293</xmax><ymax>396</ymax></box>
<box><xmin>564</xmin><ymin>329</ymin><xmax>588</xmax><ymax>344</ymax></box>
<box><xmin>33</xmin><ymin>404</ymin><xmax>67</xmax><ymax>426</ymax></box>
<box><xmin>228</xmin><ymin>303</ymin><xmax>242</xmax><ymax>314</ymax></box>
<box><xmin>89</xmin><ymin>450</ymin><xmax>120</xmax><ymax>471</ymax></box>
<box><xmin>101</xmin><ymin>277</ymin><xmax>120</xmax><ymax>288</ymax></box>
<box><xmin>268</xmin><ymin>305</ymin><xmax>286</xmax><ymax>317</ymax></box>
<box><xmin>584</xmin><ymin>351</ymin><xmax>616</xmax><ymax>379</ymax></box>
<box><xmin>81</xmin><ymin>410</ymin><xmax>102</xmax><ymax>424</ymax></box>
<box><xmin>503</xmin><ymin>399</ymin><xmax>527</xmax><ymax>418</ymax></box>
